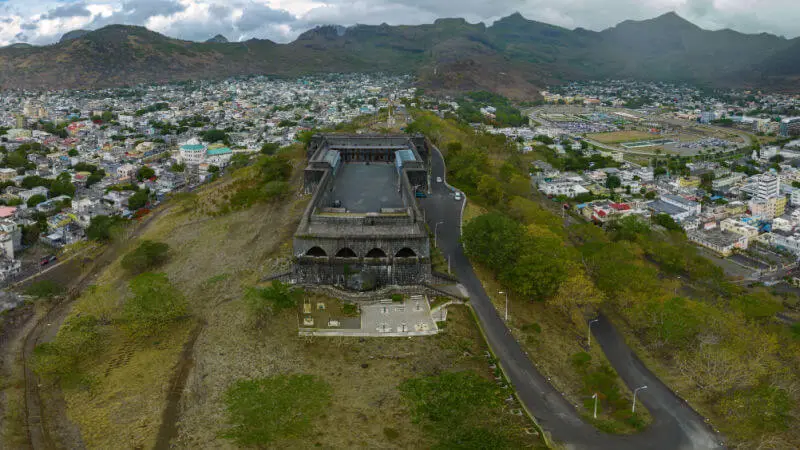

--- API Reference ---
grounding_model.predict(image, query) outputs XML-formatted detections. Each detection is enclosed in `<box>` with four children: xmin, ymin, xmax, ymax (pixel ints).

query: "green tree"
<box><xmin>170</xmin><ymin>162</ymin><xmax>186</xmax><ymax>173</ymax></box>
<box><xmin>136</xmin><ymin>165</ymin><xmax>155</xmax><ymax>181</ymax></box>
<box><xmin>26</xmin><ymin>194</ymin><xmax>46</xmax><ymax>207</ymax></box>
<box><xmin>605</xmin><ymin>175</ymin><xmax>621</xmax><ymax>191</ymax></box>
<box><xmin>123</xmin><ymin>273</ymin><xmax>187</xmax><ymax>337</ymax></box>
<box><xmin>67</xmin><ymin>149</ymin><xmax>79</xmax><ymax>157</ymax></box>
<box><xmin>127</xmin><ymin>189</ymin><xmax>150</xmax><ymax>210</ymax></box>
<box><xmin>260</xmin><ymin>142</ymin><xmax>280</xmax><ymax>155</ymax></box>
<box><xmin>201</xmin><ymin>129</ymin><xmax>230</xmax><ymax>144</ymax></box>
<box><xmin>86</xmin><ymin>215</ymin><xmax>124</xmax><ymax>241</ymax></box>
<box><xmin>462</xmin><ymin>212</ymin><xmax>524</xmax><ymax>272</ymax></box>
<box><xmin>50</xmin><ymin>173</ymin><xmax>76</xmax><ymax>197</ymax></box>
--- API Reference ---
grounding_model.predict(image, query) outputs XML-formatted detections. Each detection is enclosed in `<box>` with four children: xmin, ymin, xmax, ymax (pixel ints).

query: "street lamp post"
<box><xmin>588</xmin><ymin>318</ymin><xmax>599</xmax><ymax>345</ymax></box>
<box><xmin>499</xmin><ymin>291</ymin><xmax>508</xmax><ymax>321</ymax></box>
<box><xmin>632</xmin><ymin>385</ymin><xmax>648</xmax><ymax>413</ymax></box>
<box><xmin>435</xmin><ymin>221</ymin><xmax>444</xmax><ymax>248</ymax></box>
<box><xmin>592</xmin><ymin>393</ymin><xmax>599</xmax><ymax>419</ymax></box>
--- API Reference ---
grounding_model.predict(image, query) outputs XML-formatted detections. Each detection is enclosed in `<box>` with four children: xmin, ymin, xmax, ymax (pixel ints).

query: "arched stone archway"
<box><xmin>365</xmin><ymin>248</ymin><xmax>387</xmax><ymax>258</ymax></box>
<box><xmin>336</xmin><ymin>248</ymin><xmax>358</xmax><ymax>258</ymax></box>
<box><xmin>395</xmin><ymin>247</ymin><xmax>416</xmax><ymax>258</ymax></box>
<box><xmin>306</xmin><ymin>246</ymin><xmax>327</xmax><ymax>257</ymax></box>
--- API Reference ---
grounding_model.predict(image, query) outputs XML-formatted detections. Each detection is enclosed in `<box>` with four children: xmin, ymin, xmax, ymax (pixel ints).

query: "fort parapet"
<box><xmin>293</xmin><ymin>133</ymin><xmax>431</xmax><ymax>289</ymax></box>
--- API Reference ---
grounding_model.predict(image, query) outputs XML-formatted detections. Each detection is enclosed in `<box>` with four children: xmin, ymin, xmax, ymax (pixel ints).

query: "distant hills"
<box><xmin>205</xmin><ymin>34</ymin><xmax>229</xmax><ymax>44</ymax></box>
<box><xmin>0</xmin><ymin>12</ymin><xmax>798</xmax><ymax>97</ymax></box>
<box><xmin>60</xmin><ymin>30</ymin><xmax>91</xmax><ymax>43</ymax></box>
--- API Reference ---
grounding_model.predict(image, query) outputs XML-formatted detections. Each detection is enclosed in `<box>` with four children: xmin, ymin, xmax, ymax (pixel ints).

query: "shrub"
<box><xmin>245</xmin><ymin>281</ymin><xmax>301</xmax><ymax>322</ymax></box>
<box><xmin>222</xmin><ymin>375</ymin><xmax>331</xmax><ymax>446</ymax></box>
<box><xmin>121</xmin><ymin>240</ymin><xmax>170</xmax><ymax>274</ymax></box>
<box><xmin>25</xmin><ymin>280</ymin><xmax>66</xmax><ymax>298</ymax></box>
<box><xmin>391</xmin><ymin>294</ymin><xmax>403</xmax><ymax>302</ymax></box>
<box><xmin>123</xmin><ymin>273</ymin><xmax>187</xmax><ymax>337</ymax></box>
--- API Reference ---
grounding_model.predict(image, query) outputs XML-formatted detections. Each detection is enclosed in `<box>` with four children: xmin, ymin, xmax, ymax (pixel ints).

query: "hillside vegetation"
<box><xmin>26</xmin><ymin>144</ymin><xmax>543</xmax><ymax>449</ymax></box>
<box><xmin>2</xmin><ymin>12</ymin><xmax>800</xmax><ymax>94</ymax></box>
<box><xmin>410</xmin><ymin>110</ymin><xmax>799</xmax><ymax>446</ymax></box>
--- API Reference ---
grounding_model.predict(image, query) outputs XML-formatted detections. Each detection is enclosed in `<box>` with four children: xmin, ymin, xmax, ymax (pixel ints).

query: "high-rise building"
<box><xmin>753</xmin><ymin>173</ymin><xmax>780</xmax><ymax>201</ymax></box>
<box><xmin>780</xmin><ymin>117</ymin><xmax>800</xmax><ymax>137</ymax></box>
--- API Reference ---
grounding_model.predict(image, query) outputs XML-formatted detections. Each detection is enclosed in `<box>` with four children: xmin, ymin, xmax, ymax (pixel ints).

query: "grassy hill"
<box><xmin>1</xmin><ymin>12</ymin><xmax>799</xmax><ymax>95</ymax></box>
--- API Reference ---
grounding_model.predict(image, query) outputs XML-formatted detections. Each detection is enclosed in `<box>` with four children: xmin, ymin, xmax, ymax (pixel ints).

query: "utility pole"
<box><xmin>588</xmin><ymin>318</ymin><xmax>599</xmax><ymax>345</ymax></box>
<box><xmin>499</xmin><ymin>291</ymin><xmax>508</xmax><ymax>321</ymax></box>
<box><xmin>633</xmin><ymin>385</ymin><xmax>648</xmax><ymax>413</ymax></box>
<box><xmin>592</xmin><ymin>393</ymin><xmax>599</xmax><ymax>419</ymax></box>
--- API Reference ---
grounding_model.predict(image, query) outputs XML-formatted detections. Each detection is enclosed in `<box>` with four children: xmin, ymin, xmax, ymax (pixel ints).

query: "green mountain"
<box><xmin>0</xmin><ymin>12</ymin><xmax>797</xmax><ymax>96</ymax></box>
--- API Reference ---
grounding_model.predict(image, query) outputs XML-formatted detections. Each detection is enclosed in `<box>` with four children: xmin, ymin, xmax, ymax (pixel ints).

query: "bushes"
<box><xmin>86</xmin><ymin>215</ymin><xmax>125</xmax><ymax>241</ymax></box>
<box><xmin>463</xmin><ymin>212</ymin><xmax>569</xmax><ymax>300</ymax></box>
<box><xmin>245</xmin><ymin>281</ymin><xmax>301</xmax><ymax>322</ymax></box>
<box><xmin>121</xmin><ymin>240</ymin><xmax>170</xmax><ymax>274</ymax></box>
<box><xmin>25</xmin><ymin>280</ymin><xmax>66</xmax><ymax>298</ymax></box>
<box><xmin>122</xmin><ymin>273</ymin><xmax>187</xmax><ymax>337</ymax></box>
<box><xmin>222</xmin><ymin>375</ymin><xmax>330</xmax><ymax>446</ymax></box>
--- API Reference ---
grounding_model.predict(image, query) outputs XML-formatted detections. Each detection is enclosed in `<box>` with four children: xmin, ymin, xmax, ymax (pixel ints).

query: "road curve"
<box><xmin>419</xmin><ymin>145</ymin><xmax>724</xmax><ymax>450</ymax></box>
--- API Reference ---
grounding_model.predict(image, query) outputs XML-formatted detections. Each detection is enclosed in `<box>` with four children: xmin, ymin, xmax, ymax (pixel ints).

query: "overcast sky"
<box><xmin>1</xmin><ymin>0</ymin><xmax>797</xmax><ymax>47</ymax></box>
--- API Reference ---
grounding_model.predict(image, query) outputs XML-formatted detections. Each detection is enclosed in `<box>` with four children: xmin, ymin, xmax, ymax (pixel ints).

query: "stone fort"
<box><xmin>292</xmin><ymin>133</ymin><xmax>431</xmax><ymax>289</ymax></box>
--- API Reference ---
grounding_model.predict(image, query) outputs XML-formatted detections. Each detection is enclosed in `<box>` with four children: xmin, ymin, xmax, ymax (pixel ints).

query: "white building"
<box><xmin>537</xmin><ymin>180</ymin><xmax>589</xmax><ymax>198</ymax></box>
<box><xmin>720</xmin><ymin>218</ymin><xmax>759</xmax><ymax>242</ymax></box>
<box><xmin>179</xmin><ymin>138</ymin><xmax>208</xmax><ymax>165</ymax></box>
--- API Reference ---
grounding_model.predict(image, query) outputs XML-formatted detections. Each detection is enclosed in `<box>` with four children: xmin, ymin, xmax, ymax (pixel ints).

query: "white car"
<box><xmin>454</xmin><ymin>192</ymin><xmax>462</xmax><ymax>201</ymax></box>
<box><xmin>436</xmin><ymin>176</ymin><xmax>443</xmax><ymax>183</ymax></box>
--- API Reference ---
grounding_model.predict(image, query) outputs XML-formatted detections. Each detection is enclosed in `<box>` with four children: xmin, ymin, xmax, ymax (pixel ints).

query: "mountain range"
<box><xmin>0</xmin><ymin>12</ymin><xmax>797</xmax><ymax>98</ymax></box>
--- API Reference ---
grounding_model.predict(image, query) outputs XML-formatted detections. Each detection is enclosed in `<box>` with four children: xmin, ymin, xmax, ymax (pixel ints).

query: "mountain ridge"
<box><xmin>0</xmin><ymin>12</ymin><xmax>797</xmax><ymax>96</ymax></box>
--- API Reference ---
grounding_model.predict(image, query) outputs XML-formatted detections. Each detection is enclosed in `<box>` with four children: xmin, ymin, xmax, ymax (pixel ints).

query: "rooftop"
<box><xmin>319</xmin><ymin>163</ymin><xmax>403</xmax><ymax>213</ymax></box>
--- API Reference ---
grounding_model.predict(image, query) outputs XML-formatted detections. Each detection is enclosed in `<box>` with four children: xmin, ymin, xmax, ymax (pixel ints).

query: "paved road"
<box><xmin>419</xmin><ymin>146</ymin><xmax>724</xmax><ymax>450</ymax></box>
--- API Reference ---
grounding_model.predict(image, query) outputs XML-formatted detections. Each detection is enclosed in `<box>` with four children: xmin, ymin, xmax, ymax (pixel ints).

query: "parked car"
<box><xmin>415</xmin><ymin>191</ymin><xmax>427</xmax><ymax>198</ymax></box>
<box><xmin>436</xmin><ymin>176</ymin><xmax>442</xmax><ymax>183</ymax></box>
<box><xmin>40</xmin><ymin>255</ymin><xmax>57</xmax><ymax>266</ymax></box>
<box><xmin>454</xmin><ymin>192</ymin><xmax>462</xmax><ymax>201</ymax></box>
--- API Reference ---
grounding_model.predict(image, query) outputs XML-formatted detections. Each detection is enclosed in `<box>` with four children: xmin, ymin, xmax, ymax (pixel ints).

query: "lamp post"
<box><xmin>633</xmin><ymin>385</ymin><xmax>648</xmax><ymax>413</ymax></box>
<box><xmin>435</xmin><ymin>221</ymin><xmax>444</xmax><ymax>248</ymax></box>
<box><xmin>592</xmin><ymin>393</ymin><xmax>599</xmax><ymax>419</ymax></box>
<box><xmin>498</xmin><ymin>291</ymin><xmax>508</xmax><ymax>321</ymax></box>
<box><xmin>588</xmin><ymin>318</ymin><xmax>599</xmax><ymax>345</ymax></box>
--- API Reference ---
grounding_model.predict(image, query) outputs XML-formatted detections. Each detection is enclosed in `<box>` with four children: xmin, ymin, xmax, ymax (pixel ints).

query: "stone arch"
<box><xmin>395</xmin><ymin>247</ymin><xmax>416</xmax><ymax>258</ymax></box>
<box><xmin>335</xmin><ymin>247</ymin><xmax>358</xmax><ymax>258</ymax></box>
<box><xmin>365</xmin><ymin>248</ymin><xmax>387</xmax><ymax>258</ymax></box>
<box><xmin>306</xmin><ymin>246</ymin><xmax>327</xmax><ymax>257</ymax></box>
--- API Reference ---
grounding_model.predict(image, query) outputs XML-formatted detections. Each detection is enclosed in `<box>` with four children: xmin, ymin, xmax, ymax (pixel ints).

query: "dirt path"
<box><xmin>17</xmin><ymin>204</ymin><xmax>175</xmax><ymax>450</ymax></box>
<box><xmin>153</xmin><ymin>319</ymin><xmax>206</xmax><ymax>450</ymax></box>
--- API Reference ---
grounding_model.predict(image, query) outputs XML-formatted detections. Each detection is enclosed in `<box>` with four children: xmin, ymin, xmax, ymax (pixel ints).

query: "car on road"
<box><xmin>436</xmin><ymin>176</ymin><xmax>442</xmax><ymax>183</ymax></box>
<box><xmin>415</xmin><ymin>191</ymin><xmax>427</xmax><ymax>198</ymax></box>
<box><xmin>454</xmin><ymin>192</ymin><xmax>462</xmax><ymax>201</ymax></box>
<box><xmin>40</xmin><ymin>255</ymin><xmax>57</xmax><ymax>266</ymax></box>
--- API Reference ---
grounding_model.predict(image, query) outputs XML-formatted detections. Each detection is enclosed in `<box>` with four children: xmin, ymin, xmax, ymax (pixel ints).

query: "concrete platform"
<box><xmin>321</xmin><ymin>163</ymin><xmax>403</xmax><ymax>213</ymax></box>
<box><xmin>299</xmin><ymin>295</ymin><xmax>439</xmax><ymax>337</ymax></box>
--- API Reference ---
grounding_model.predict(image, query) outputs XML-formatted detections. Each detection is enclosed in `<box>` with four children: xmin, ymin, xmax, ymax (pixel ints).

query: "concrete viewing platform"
<box><xmin>320</xmin><ymin>163</ymin><xmax>402</xmax><ymax>213</ymax></box>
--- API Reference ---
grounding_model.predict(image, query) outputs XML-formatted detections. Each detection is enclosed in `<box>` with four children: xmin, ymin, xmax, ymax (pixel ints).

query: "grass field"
<box><xmin>586</xmin><ymin>130</ymin><xmax>659</xmax><ymax>144</ymax></box>
<box><xmin>43</xmin><ymin>148</ymin><xmax>542</xmax><ymax>449</ymax></box>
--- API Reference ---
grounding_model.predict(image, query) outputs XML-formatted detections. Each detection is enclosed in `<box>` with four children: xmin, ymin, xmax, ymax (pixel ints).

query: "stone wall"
<box><xmin>293</xmin><ymin>255</ymin><xmax>431</xmax><ymax>287</ymax></box>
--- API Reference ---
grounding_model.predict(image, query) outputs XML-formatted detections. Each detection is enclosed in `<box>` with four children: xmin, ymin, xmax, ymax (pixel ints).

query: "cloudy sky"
<box><xmin>0</xmin><ymin>0</ymin><xmax>797</xmax><ymax>47</ymax></box>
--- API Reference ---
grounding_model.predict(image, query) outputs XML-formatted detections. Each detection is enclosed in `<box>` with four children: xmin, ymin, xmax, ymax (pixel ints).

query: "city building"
<box><xmin>687</xmin><ymin>229</ymin><xmax>748</xmax><ymax>256</ymax></box>
<box><xmin>779</xmin><ymin>117</ymin><xmax>800</xmax><ymax>137</ymax></box>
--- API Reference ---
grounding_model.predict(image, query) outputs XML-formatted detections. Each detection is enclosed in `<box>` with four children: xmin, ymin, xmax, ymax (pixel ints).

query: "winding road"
<box><xmin>419</xmin><ymin>146</ymin><xmax>725</xmax><ymax>450</ymax></box>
